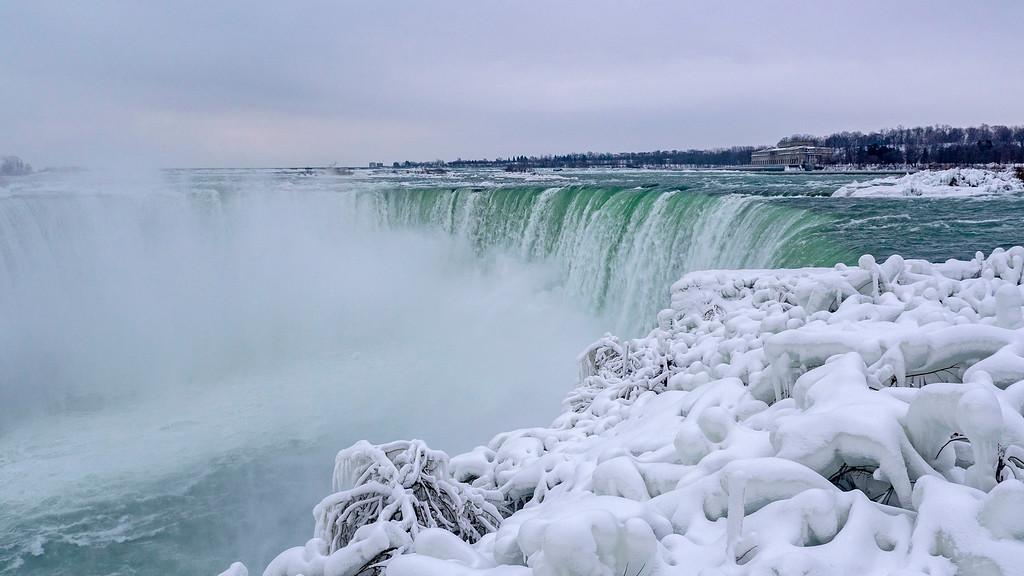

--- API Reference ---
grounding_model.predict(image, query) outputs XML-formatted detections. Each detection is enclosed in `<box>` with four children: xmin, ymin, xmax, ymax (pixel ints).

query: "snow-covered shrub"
<box><xmin>264</xmin><ymin>439</ymin><xmax>502</xmax><ymax>576</ymax></box>
<box><xmin>569</xmin><ymin>334</ymin><xmax>676</xmax><ymax>414</ymax></box>
<box><xmin>318</xmin><ymin>440</ymin><xmax>502</xmax><ymax>551</ymax></box>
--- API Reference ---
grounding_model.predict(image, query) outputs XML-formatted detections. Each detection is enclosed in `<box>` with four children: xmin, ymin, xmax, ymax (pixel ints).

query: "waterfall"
<box><xmin>372</xmin><ymin>184</ymin><xmax>850</xmax><ymax>334</ymax></box>
<box><xmin>0</xmin><ymin>169</ymin><xmax>851</xmax><ymax>575</ymax></box>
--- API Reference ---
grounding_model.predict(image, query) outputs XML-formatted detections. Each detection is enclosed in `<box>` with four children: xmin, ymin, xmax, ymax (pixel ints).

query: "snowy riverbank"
<box><xmin>833</xmin><ymin>168</ymin><xmax>1024</xmax><ymax>198</ymax></box>
<box><xmin>240</xmin><ymin>246</ymin><xmax>1024</xmax><ymax>576</ymax></box>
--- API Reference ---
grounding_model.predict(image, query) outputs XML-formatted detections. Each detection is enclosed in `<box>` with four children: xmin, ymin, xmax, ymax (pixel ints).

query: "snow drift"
<box><xmin>833</xmin><ymin>168</ymin><xmax>1024</xmax><ymax>198</ymax></box>
<box><xmin>249</xmin><ymin>247</ymin><xmax>1024</xmax><ymax>576</ymax></box>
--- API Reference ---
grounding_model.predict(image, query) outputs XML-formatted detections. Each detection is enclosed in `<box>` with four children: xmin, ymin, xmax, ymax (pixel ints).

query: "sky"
<box><xmin>2</xmin><ymin>1</ymin><xmax>1024</xmax><ymax>169</ymax></box>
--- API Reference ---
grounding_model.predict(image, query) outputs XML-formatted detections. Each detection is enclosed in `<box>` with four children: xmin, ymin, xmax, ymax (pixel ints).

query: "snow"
<box><xmin>217</xmin><ymin>562</ymin><xmax>248</xmax><ymax>576</ymax></box>
<box><xmin>248</xmin><ymin>246</ymin><xmax>1024</xmax><ymax>576</ymax></box>
<box><xmin>833</xmin><ymin>168</ymin><xmax>1024</xmax><ymax>198</ymax></box>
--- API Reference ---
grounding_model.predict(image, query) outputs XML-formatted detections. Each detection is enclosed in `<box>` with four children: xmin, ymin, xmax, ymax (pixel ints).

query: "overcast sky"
<box><xmin>3</xmin><ymin>1</ymin><xmax>1023</xmax><ymax>168</ymax></box>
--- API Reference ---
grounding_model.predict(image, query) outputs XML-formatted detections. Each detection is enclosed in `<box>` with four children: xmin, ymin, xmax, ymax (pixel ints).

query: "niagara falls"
<box><xmin>4</xmin><ymin>166</ymin><xmax>1024</xmax><ymax>575</ymax></box>
<box><xmin>4</xmin><ymin>2</ymin><xmax>1024</xmax><ymax>575</ymax></box>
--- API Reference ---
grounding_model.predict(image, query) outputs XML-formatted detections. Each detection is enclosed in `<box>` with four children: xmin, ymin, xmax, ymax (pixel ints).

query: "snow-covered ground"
<box><xmin>242</xmin><ymin>247</ymin><xmax>1024</xmax><ymax>576</ymax></box>
<box><xmin>833</xmin><ymin>168</ymin><xmax>1024</xmax><ymax>198</ymax></box>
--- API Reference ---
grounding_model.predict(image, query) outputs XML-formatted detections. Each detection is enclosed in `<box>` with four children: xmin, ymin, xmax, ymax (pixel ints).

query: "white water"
<box><xmin>0</xmin><ymin>171</ymin><xmax>606</xmax><ymax>574</ymax></box>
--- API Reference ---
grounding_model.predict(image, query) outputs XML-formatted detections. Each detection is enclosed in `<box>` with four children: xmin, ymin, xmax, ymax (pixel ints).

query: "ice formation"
<box><xmin>833</xmin><ymin>168</ymin><xmax>1024</xmax><ymax>198</ymax></box>
<box><xmin>256</xmin><ymin>247</ymin><xmax>1024</xmax><ymax>576</ymax></box>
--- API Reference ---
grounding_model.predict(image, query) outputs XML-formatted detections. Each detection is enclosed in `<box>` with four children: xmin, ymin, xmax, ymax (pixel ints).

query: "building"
<box><xmin>750</xmin><ymin>141</ymin><xmax>831</xmax><ymax>168</ymax></box>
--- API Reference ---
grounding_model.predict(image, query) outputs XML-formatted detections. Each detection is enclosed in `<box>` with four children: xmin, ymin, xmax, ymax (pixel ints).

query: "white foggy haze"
<box><xmin>0</xmin><ymin>169</ymin><xmax>608</xmax><ymax>572</ymax></box>
<box><xmin>0</xmin><ymin>171</ymin><xmax>601</xmax><ymax>441</ymax></box>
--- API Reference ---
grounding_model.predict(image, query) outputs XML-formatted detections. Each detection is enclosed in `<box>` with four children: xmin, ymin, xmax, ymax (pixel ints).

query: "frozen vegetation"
<box><xmin>833</xmin><ymin>168</ymin><xmax>1024</xmax><ymax>198</ymax></box>
<box><xmin>240</xmin><ymin>247</ymin><xmax>1024</xmax><ymax>576</ymax></box>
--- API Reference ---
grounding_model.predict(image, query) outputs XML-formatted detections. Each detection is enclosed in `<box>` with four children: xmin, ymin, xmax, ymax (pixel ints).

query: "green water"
<box><xmin>374</xmin><ymin>183</ymin><xmax>851</xmax><ymax>333</ymax></box>
<box><xmin>364</xmin><ymin>168</ymin><xmax>1022</xmax><ymax>333</ymax></box>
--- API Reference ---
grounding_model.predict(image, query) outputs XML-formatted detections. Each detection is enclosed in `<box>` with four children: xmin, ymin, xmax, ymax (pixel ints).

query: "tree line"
<box><xmin>395</xmin><ymin>123</ymin><xmax>1024</xmax><ymax>170</ymax></box>
<box><xmin>435</xmin><ymin>147</ymin><xmax>757</xmax><ymax>170</ymax></box>
<box><xmin>784</xmin><ymin>124</ymin><xmax>1024</xmax><ymax>166</ymax></box>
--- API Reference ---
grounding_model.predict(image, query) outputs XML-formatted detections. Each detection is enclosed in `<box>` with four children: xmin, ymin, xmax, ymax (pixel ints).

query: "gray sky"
<box><xmin>3</xmin><ymin>1</ymin><xmax>1023</xmax><ymax>168</ymax></box>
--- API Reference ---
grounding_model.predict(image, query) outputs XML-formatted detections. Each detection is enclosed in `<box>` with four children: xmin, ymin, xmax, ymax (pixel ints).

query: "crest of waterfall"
<box><xmin>371</xmin><ymin>185</ymin><xmax>849</xmax><ymax>335</ymax></box>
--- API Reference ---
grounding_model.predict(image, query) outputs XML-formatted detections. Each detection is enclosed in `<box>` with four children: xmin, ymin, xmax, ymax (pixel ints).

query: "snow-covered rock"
<box><xmin>257</xmin><ymin>247</ymin><xmax>1024</xmax><ymax>576</ymax></box>
<box><xmin>833</xmin><ymin>168</ymin><xmax>1024</xmax><ymax>198</ymax></box>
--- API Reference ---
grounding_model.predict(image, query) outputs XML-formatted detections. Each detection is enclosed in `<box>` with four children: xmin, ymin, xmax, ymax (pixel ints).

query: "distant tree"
<box><xmin>1</xmin><ymin>156</ymin><xmax>32</xmax><ymax>175</ymax></box>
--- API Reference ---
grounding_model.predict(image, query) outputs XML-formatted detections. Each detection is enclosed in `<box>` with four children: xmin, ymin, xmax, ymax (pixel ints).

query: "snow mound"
<box><xmin>255</xmin><ymin>247</ymin><xmax>1024</xmax><ymax>576</ymax></box>
<box><xmin>833</xmin><ymin>168</ymin><xmax>1024</xmax><ymax>198</ymax></box>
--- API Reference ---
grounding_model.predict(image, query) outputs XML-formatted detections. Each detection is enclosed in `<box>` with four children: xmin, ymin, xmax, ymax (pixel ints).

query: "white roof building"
<box><xmin>751</xmin><ymin>141</ymin><xmax>831</xmax><ymax>167</ymax></box>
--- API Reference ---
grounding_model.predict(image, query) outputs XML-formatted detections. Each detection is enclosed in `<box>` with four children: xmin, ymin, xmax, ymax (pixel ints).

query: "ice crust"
<box><xmin>258</xmin><ymin>247</ymin><xmax>1024</xmax><ymax>576</ymax></box>
<box><xmin>832</xmin><ymin>168</ymin><xmax>1024</xmax><ymax>198</ymax></box>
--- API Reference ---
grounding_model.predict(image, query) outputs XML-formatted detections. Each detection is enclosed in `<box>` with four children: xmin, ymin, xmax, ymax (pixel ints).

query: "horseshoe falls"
<box><xmin>375</xmin><ymin>184</ymin><xmax>847</xmax><ymax>335</ymax></box>
<box><xmin>1</xmin><ymin>168</ymin><xmax>1022</xmax><ymax>575</ymax></box>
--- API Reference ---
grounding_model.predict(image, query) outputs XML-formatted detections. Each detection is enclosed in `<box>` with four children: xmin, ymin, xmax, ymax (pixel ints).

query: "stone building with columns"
<box><xmin>750</xmin><ymin>141</ymin><xmax>832</xmax><ymax>168</ymax></box>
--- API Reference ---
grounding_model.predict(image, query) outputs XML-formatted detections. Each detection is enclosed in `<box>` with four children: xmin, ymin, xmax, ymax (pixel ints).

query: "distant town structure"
<box><xmin>750</xmin><ymin>141</ymin><xmax>831</xmax><ymax>168</ymax></box>
<box><xmin>369</xmin><ymin>162</ymin><xmax>384</xmax><ymax>168</ymax></box>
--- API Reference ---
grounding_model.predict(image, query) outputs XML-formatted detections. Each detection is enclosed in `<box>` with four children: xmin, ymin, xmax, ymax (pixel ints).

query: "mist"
<box><xmin>0</xmin><ymin>169</ymin><xmax>605</xmax><ymax>572</ymax></box>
